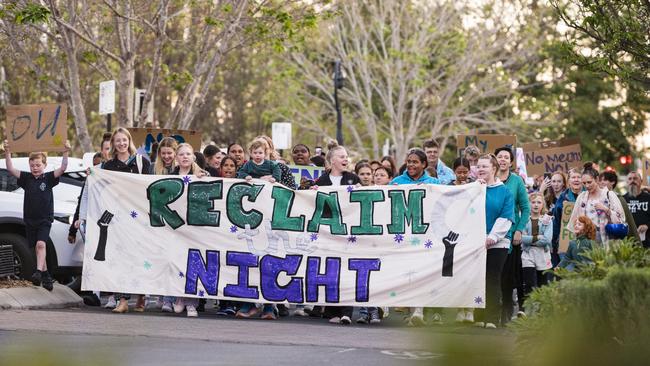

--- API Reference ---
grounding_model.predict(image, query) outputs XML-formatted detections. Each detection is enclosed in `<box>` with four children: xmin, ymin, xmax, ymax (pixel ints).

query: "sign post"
<box><xmin>99</xmin><ymin>80</ymin><xmax>116</xmax><ymax>132</ymax></box>
<box><xmin>272</xmin><ymin>122</ymin><xmax>292</xmax><ymax>155</ymax></box>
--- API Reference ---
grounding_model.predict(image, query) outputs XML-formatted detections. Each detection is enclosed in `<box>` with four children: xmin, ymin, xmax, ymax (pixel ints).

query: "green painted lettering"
<box><xmin>350</xmin><ymin>190</ymin><xmax>384</xmax><ymax>235</ymax></box>
<box><xmin>187</xmin><ymin>181</ymin><xmax>223</xmax><ymax>226</ymax></box>
<box><xmin>147</xmin><ymin>178</ymin><xmax>185</xmax><ymax>229</ymax></box>
<box><xmin>387</xmin><ymin>190</ymin><xmax>428</xmax><ymax>234</ymax></box>
<box><xmin>307</xmin><ymin>191</ymin><xmax>347</xmax><ymax>235</ymax></box>
<box><xmin>226</xmin><ymin>183</ymin><xmax>264</xmax><ymax>229</ymax></box>
<box><xmin>270</xmin><ymin>186</ymin><xmax>305</xmax><ymax>231</ymax></box>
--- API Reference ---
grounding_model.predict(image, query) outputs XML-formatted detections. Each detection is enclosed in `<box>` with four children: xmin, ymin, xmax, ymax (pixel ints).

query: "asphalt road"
<box><xmin>0</xmin><ymin>303</ymin><xmax>515</xmax><ymax>366</ymax></box>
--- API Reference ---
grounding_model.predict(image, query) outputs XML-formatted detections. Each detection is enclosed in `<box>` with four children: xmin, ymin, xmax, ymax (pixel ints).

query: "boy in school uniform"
<box><xmin>3</xmin><ymin>139</ymin><xmax>71</xmax><ymax>291</ymax></box>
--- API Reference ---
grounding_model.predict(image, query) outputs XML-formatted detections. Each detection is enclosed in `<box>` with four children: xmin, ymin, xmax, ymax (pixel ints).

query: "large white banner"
<box><xmin>82</xmin><ymin>169</ymin><xmax>487</xmax><ymax>307</ymax></box>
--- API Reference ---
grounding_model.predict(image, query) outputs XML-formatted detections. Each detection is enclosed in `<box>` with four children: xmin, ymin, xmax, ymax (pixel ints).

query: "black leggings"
<box><xmin>521</xmin><ymin>267</ymin><xmax>549</xmax><ymax>310</ymax></box>
<box><xmin>475</xmin><ymin>248</ymin><xmax>508</xmax><ymax>325</ymax></box>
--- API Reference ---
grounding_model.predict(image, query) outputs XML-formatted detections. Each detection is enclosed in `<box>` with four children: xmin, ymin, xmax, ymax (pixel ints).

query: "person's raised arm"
<box><xmin>54</xmin><ymin>140</ymin><xmax>71</xmax><ymax>178</ymax></box>
<box><xmin>3</xmin><ymin>139</ymin><xmax>20</xmax><ymax>178</ymax></box>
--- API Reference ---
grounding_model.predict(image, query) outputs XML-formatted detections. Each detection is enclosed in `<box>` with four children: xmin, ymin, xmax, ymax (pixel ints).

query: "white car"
<box><xmin>0</xmin><ymin>157</ymin><xmax>88</xmax><ymax>289</ymax></box>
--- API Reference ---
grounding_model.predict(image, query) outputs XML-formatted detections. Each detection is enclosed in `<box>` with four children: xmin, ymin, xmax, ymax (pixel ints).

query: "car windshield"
<box><xmin>0</xmin><ymin>168</ymin><xmax>18</xmax><ymax>192</ymax></box>
<box><xmin>0</xmin><ymin>168</ymin><xmax>86</xmax><ymax>191</ymax></box>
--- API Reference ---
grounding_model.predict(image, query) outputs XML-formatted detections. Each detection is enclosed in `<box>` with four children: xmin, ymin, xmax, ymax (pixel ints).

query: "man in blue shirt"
<box><xmin>423</xmin><ymin>139</ymin><xmax>455</xmax><ymax>185</ymax></box>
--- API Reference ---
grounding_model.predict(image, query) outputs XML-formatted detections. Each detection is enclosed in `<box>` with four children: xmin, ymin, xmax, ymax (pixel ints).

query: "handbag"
<box><xmin>604</xmin><ymin>191</ymin><xmax>628</xmax><ymax>239</ymax></box>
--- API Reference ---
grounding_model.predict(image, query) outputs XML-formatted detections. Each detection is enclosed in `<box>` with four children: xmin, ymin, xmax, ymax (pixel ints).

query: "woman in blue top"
<box><xmin>474</xmin><ymin>154</ymin><xmax>515</xmax><ymax>329</ymax></box>
<box><xmin>390</xmin><ymin>149</ymin><xmax>439</xmax><ymax>326</ymax></box>
<box><xmin>390</xmin><ymin>148</ymin><xmax>440</xmax><ymax>185</ymax></box>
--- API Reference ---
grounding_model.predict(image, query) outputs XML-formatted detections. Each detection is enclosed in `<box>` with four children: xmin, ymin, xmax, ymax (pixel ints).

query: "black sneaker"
<box><xmin>197</xmin><ymin>299</ymin><xmax>206</xmax><ymax>312</ymax></box>
<box><xmin>277</xmin><ymin>304</ymin><xmax>290</xmax><ymax>317</ymax></box>
<box><xmin>83</xmin><ymin>294</ymin><xmax>101</xmax><ymax>306</ymax></box>
<box><xmin>31</xmin><ymin>270</ymin><xmax>42</xmax><ymax>286</ymax></box>
<box><xmin>309</xmin><ymin>306</ymin><xmax>323</xmax><ymax>318</ymax></box>
<box><xmin>41</xmin><ymin>272</ymin><xmax>54</xmax><ymax>291</ymax></box>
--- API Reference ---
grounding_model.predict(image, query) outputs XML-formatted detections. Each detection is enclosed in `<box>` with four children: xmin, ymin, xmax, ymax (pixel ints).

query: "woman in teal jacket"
<box><xmin>494</xmin><ymin>146</ymin><xmax>531</xmax><ymax>325</ymax></box>
<box><xmin>390</xmin><ymin>149</ymin><xmax>440</xmax><ymax>185</ymax></box>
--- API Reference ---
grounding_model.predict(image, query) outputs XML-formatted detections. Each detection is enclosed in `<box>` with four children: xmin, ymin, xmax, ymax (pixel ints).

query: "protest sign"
<box><xmin>523</xmin><ymin>138</ymin><xmax>582</xmax><ymax>176</ymax></box>
<box><xmin>83</xmin><ymin>169</ymin><xmax>488</xmax><ymax>307</ymax></box>
<box><xmin>5</xmin><ymin>104</ymin><xmax>67</xmax><ymax>153</ymax></box>
<box><xmin>456</xmin><ymin>134</ymin><xmax>516</xmax><ymax>154</ymax></box>
<box><xmin>559</xmin><ymin>202</ymin><xmax>575</xmax><ymax>253</ymax></box>
<box><xmin>129</xmin><ymin>128</ymin><xmax>201</xmax><ymax>155</ymax></box>
<box><xmin>288</xmin><ymin>165</ymin><xmax>325</xmax><ymax>186</ymax></box>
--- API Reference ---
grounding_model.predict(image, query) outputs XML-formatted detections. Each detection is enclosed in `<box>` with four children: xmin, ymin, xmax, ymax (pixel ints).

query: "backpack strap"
<box><xmin>136</xmin><ymin>154</ymin><xmax>143</xmax><ymax>174</ymax></box>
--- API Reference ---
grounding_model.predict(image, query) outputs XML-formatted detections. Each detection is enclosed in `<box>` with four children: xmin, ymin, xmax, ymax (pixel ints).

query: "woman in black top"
<box><xmin>103</xmin><ymin>128</ymin><xmax>152</xmax><ymax>313</ymax></box>
<box><xmin>310</xmin><ymin>142</ymin><xmax>360</xmax><ymax>325</ymax></box>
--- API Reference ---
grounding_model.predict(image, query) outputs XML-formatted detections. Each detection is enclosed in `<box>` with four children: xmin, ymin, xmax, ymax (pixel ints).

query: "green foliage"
<box><xmin>553</xmin><ymin>238</ymin><xmax>650</xmax><ymax>281</ymax></box>
<box><xmin>551</xmin><ymin>0</ymin><xmax>650</xmax><ymax>87</ymax></box>
<box><xmin>513</xmin><ymin>240</ymin><xmax>650</xmax><ymax>365</ymax></box>
<box><xmin>516</xmin><ymin>11</ymin><xmax>650</xmax><ymax>167</ymax></box>
<box><xmin>13</xmin><ymin>3</ymin><xmax>50</xmax><ymax>24</ymax></box>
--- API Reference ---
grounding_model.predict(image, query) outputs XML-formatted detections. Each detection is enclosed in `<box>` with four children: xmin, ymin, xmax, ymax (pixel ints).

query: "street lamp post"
<box><xmin>333</xmin><ymin>60</ymin><xmax>344</xmax><ymax>145</ymax></box>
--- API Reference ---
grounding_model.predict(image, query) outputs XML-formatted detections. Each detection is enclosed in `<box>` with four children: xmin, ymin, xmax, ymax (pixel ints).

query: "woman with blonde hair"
<box><xmin>154</xmin><ymin>137</ymin><xmax>178</xmax><ymax>175</ymax></box>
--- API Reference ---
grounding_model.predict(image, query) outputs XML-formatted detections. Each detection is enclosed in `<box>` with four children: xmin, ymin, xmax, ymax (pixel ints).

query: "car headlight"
<box><xmin>54</xmin><ymin>215</ymin><xmax>73</xmax><ymax>225</ymax></box>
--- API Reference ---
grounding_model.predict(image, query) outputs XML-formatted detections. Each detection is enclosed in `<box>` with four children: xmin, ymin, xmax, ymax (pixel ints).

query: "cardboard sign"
<box><xmin>559</xmin><ymin>202</ymin><xmax>575</xmax><ymax>253</ymax></box>
<box><xmin>129</xmin><ymin>128</ymin><xmax>201</xmax><ymax>155</ymax></box>
<box><xmin>456</xmin><ymin>134</ymin><xmax>516</xmax><ymax>154</ymax></box>
<box><xmin>5</xmin><ymin>104</ymin><xmax>68</xmax><ymax>153</ymax></box>
<box><xmin>643</xmin><ymin>159</ymin><xmax>650</xmax><ymax>186</ymax></box>
<box><xmin>288</xmin><ymin>165</ymin><xmax>325</xmax><ymax>186</ymax></box>
<box><xmin>523</xmin><ymin>138</ymin><xmax>582</xmax><ymax>176</ymax></box>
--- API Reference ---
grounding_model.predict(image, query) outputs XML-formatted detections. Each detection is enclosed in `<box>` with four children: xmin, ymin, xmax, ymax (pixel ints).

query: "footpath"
<box><xmin>0</xmin><ymin>283</ymin><xmax>82</xmax><ymax>310</ymax></box>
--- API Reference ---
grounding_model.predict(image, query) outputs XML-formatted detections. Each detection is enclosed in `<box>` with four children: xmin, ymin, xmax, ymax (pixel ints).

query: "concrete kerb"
<box><xmin>0</xmin><ymin>283</ymin><xmax>82</xmax><ymax>310</ymax></box>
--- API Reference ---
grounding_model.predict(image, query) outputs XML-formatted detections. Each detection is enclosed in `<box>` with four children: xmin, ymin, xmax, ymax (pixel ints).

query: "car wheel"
<box><xmin>0</xmin><ymin>233</ymin><xmax>35</xmax><ymax>279</ymax></box>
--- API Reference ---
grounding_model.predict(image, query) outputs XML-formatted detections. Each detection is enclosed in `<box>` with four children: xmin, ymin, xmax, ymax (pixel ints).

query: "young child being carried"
<box><xmin>236</xmin><ymin>139</ymin><xmax>281</xmax><ymax>183</ymax></box>
<box><xmin>3</xmin><ymin>139</ymin><xmax>71</xmax><ymax>291</ymax></box>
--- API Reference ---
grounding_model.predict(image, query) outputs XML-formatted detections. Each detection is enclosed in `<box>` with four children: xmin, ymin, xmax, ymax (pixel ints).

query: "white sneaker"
<box><xmin>173</xmin><ymin>298</ymin><xmax>185</xmax><ymax>314</ymax></box>
<box><xmin>293</xmin><ymin>309</ymin><xmax>307</xmax><ymax>317</ymax></box>
<box><xmin>341</xmin><ymin>316</ymin><xmax>351</xmax><ymax>325</ymax></box>
<box><xmin>474</xmin><ymin>321</ymin><xmax>485</xmax><ymax>328</ymax></box>
<box><xmin>430</xmin><ymin>312</ymin><xmax>443</xmax><ymax>325</ymax></box>
<box><xmin>464</xmin><ymin>309</ymin><xmax>474</xmax><ymax>323</ymax></box>
<box><xmin>329</xmin><ymin>316</ymin><xmax>341</xmax><ymax>324</ymax></box>
<box><xmin>104</xmin><ymin>296</ymin><xmax>117</xmax><ymax>309</ymax></box>
<box><xmin>456</xmin><ymin>310</ymin><xmax>465</xmax><ymax>323</ymax></box>
<box><xmin>381</xmin><ymin>307</ymin><xmax>390</xmax><ymax>318</ymax></box>
<box><xmin>162</xmin><ymin>301</ymin><xmax>173</xmax><ymax>313</ymax></box>
<box><xmin>186</xmin><ymin>305</ymin><xmax>198</xmax><ymax>317</ymax></box>
<box><xmin>485</xmin><ymin>322</ymin><xmax>497</xmax><ymax>329</ymax></box>
<box><xmin>517</xmin><ymin>310</ymin><xmax>527</xmax><ymax>319</ymax></box>
<box><xmin>409</xmin><ymin>308</ymin><xmax>425</xmax><ymax>327</ymax></box>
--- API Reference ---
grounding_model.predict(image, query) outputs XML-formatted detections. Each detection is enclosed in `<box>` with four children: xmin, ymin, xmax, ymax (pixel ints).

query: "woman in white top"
<box><xmin>568</xmin><ymin>163</ymin><xmax>624</xmax><ymax>247</ymax></box>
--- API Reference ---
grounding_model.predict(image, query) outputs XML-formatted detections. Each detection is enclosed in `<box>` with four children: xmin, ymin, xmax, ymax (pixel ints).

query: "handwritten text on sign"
<box><xmin>83</xmin><ymin>169</ymin><xmax>487</xmax><ymax>307</ymax></box>
<box><xmin>5</xmin><ymin>104</ymin><xmax>68</xmax><ymax>153</ymax></box>
<box><xmin>559</xmin><ymin>202</ymin><xmax>575</xmax><ymax>253</ymax></box>
<box><xmin>456</xmin><ymin>134</ymin><xmax>516</xmax><ymax>154</ymax></box>
<box><xmin>288</xmin><ymin>165</ymin><xmax>324</xmax><ymax>186</ymax></box>
<box><xmin>524</xmin><ymin>143</ymin><xmax>582</xmax><ymax>176</ymax></box>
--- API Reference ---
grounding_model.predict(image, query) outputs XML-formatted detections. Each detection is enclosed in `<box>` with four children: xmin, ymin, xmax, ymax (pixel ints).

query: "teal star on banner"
<box><xmin>144</xmin><ymin>261</ymin><xmax>152</xmax><ymax>270</ymax></box>
<box><xmin>410</xmin><ymin>237</ymin><xmax>421</xmax><ymax>246</ymax></box>
<box><xmin>390</xmin><ymin>291</ymin><xmax>397</xmax><ymax>297</ymax></box>
<box><xmin>469</xmin><ymin>207</ymin><xmax>476</xmax><ymax>214</ymax></box>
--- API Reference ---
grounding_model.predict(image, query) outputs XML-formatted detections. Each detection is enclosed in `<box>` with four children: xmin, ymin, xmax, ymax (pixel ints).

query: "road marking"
<box><xmin>337</xmin><ymin>348</ymin><xmax>356</xmax><ymax>354</ymax></box>
<box><xmin>380</xmin><ymin>350</ymin><xmax>441</xmax><ymax>360</ymax></box>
